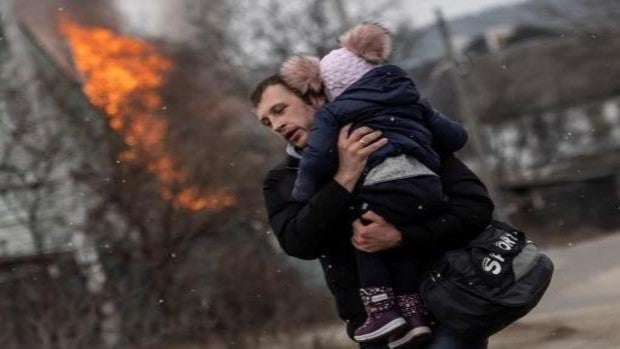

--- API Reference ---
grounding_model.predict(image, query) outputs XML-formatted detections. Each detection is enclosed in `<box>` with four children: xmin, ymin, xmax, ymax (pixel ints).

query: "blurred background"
<box><xmin>0</xmin><ymin>0</ymin><xmax>619</xmax><ymax>348</ymax></box>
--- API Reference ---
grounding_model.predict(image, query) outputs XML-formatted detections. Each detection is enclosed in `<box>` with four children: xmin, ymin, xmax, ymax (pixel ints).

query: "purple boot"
<box><xmin>388</xmin><ymin>294</ymin><xmax>432</xmax><ymax>349</ymax></box>
<box><xmin>354</xmin><ymin>287</ymin><xmax>407</xmax><ymax>342</ymax></box>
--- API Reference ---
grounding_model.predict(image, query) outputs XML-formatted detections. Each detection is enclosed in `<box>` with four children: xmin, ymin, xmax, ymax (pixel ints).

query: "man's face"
<box><xmin>254</xmin><ymin>84</ymin><xmax>316</xmax><ymax>148</ymax></box>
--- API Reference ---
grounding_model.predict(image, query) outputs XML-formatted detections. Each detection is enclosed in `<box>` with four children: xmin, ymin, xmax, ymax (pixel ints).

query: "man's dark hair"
<box><xmin>250</xmin><ymin>74</ymin><xmax>313</xmax><ymax>107</ymax></box>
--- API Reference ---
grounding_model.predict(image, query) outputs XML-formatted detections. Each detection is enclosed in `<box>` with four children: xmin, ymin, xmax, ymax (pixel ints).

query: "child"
<box><xmin>280</xmin><ymin>23</ymin><xmax>468</xmax><ymax>348</ymax></box>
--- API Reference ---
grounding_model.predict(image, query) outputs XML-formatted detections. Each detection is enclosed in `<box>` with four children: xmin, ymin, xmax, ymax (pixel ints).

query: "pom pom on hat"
<box><xmin>339</xmin><ymin>22</ymin><xmax>392</xmax><ymax>64</ymax></box>
<box><xmin>279</xmin><ymin>55</ymin><xmax>323</xmax><ymax>94</ymax></box>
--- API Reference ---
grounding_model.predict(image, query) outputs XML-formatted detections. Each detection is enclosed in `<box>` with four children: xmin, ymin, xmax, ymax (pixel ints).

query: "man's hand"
<box><xmin>351</xmin><ymin>211</ymin><xmax>403</xmax><ymax>252</ymax></box>
<box><xmin>334</xmin><ymin>124</ymin><xmax>388</xmax><ymax>192</ymax></box>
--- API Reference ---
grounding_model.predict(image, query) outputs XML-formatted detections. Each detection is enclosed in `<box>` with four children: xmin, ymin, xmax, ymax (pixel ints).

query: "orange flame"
<box><xmin>59</xmin><ymin>16</ymin><xmax>236</xmax><ymax>211</ymax></box>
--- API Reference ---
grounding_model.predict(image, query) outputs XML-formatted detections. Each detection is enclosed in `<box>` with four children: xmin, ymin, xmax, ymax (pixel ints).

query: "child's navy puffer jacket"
<box><xmin>293</xmin><ymin>64</ymin><xmax>468</xmax><ymax>202</ymax></box>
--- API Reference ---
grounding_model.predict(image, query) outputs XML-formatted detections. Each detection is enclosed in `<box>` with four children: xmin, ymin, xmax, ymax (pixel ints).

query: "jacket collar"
<box><xmin>285</xmin><ymin>143</ymin><xmax>301</xmax><ymax>169</ymax></box>
<box><xmin>286</xmin><ymin>143</ymin><xmax>303</xmax><ymax>159</ymax></box>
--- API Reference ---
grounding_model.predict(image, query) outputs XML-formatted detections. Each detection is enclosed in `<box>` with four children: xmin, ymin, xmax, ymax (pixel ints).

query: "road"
<box><xmin>245</xmin><ymin>231</ymin><xmax>620</xmax><ymax>348</ymax></box>
<box><xmin>491</xmin><ymin>231</ymin><xmax>620</xmax><ymax>348</ymax></box>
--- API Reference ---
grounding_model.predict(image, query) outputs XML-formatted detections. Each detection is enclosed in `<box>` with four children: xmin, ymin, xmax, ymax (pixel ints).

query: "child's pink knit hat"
<box><xmin>280</xmin><ymin>23</ymin><xmax>392</xmax><ymax>101</ymax></box>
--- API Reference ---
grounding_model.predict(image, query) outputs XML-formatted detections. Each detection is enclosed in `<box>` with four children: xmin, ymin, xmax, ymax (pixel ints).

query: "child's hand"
<box><xmin>333</xmin><ymin>124</ymin><xmax>388</xmax><ymax>192</ymax></box>
<box><xmin>351</xmin><ymin>211</ymin><xmax>403</xmax><ymax>252</ymax></box>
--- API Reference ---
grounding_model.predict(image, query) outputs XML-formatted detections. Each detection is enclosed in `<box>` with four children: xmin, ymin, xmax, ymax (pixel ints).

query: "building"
<box><xmin>0</xmin><ymin>0</ymin><xmax>121</xmax><ymax>346</ymax></box>
<box><xmin>408</xmin><ymin>28</ymin><xmax>620</xmax><ymax>234</ymax></box>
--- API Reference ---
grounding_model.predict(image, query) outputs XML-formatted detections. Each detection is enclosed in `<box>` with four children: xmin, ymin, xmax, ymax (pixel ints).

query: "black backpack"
<box><xmin>420</xmin><ymin>221</ymin><xmax>554</xmax><ymax>340</ymax></box>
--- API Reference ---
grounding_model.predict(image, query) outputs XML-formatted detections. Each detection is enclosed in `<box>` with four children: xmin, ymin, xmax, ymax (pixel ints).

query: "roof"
<box><xmin>0</xmin><ymin>250</ymin><xmax>72</xmax><ymax>269</ymax></box>
<box><xmin>501</xmin><ymin>149</ymin><xmax>620</xmax><ymax>190</ymax></box>
<box><xmin>467</xmin><ymin>34</ymin><xmax>620</xmax><ymax>122</ymax></box>
<box><xmin>410</xmin><ymin>34</ymin><xmax>620</xmax><ymax>123</ymax></box>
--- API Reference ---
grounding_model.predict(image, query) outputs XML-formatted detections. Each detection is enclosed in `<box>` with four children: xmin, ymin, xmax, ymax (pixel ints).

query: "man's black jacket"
<box><xmin>262</xmin><ymin>153</ymin><xmax>494</xmax><ymax>338</ymax></box>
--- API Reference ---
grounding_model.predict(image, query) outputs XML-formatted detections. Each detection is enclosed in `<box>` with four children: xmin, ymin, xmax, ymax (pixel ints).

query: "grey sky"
<box><xmin>115</xmin><ymin>0</ymin><xmax>528</xmax><ymax>41</ymax></box>
<box><xmin>406</xmin><ymin>0</ymin><xmax>528</xmax><ymax>25</ymax></box>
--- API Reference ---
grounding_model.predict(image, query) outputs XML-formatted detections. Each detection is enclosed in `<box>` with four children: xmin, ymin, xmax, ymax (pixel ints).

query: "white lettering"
<box><xmin>482</xmin><ymin>257</ymin><xmax>502</xmax><ymax>275</ymax></box>
<box><xmin>505</xmin><ymin>233</ymin><xmax>519</xmax><ymax>242</ymax></box>
<box><xmin>496</xmin><ymin>240</ymin><xmax>513</xmax><ymax>251</ymax></box>
<box><xmin>489</xmin><ymin>252</ymin><xmax>505</xmax><ymax>263</ymax></box>
<box><xmin>495</xmin><ymin>234</ymin><xmax>518</xmax><ymax>251</ymax></box>
<box><xmin>501</xmin><ymin>235</ymin><xmax>517</xmax><ymax>246</ymax></box>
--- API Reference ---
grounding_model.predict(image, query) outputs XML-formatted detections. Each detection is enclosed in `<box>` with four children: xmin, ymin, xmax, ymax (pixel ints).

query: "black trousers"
<box><xmin>353</xmin><ymin>175</ymin><xmax>445</xmax><ymax>293</ymax></box>
<box><xmin>356</xmin><ymin>247</ymin><xmax>422</xmax><ymax>293</ymax></box>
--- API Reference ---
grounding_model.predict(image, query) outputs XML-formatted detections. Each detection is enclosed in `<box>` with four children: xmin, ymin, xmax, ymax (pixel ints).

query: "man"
<box><xmin>252</xmin><ymin>74</ymin><xmax>493</xmax><ymax>348</ymax></box>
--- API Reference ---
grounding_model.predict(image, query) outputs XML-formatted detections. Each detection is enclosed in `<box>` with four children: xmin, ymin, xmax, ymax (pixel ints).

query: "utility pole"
<box><xmin>434</xmin><ymin>8</ymin><xmax>507</xmax><ymax>221</ymax></box>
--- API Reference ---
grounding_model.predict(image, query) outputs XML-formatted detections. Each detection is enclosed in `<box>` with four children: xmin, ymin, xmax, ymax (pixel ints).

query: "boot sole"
<box><xmin>388</xmin><ymin>326</ymin><xmax>432</xmax><ymax>349</ymax></box>
<box><xmin>354</xmin><ymin>317</ymin><xmax>407</xmax><ymax>342</ymax></box>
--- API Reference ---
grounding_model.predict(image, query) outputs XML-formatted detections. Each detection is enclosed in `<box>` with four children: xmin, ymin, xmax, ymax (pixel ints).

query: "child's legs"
<box><xmin>358</xmin><ymin>175</ymin><xmax>445</xmax><ymax>227</ymax></box>
<box><xmin>356</xmin><ymin>247</ymin><xmax>424</xmax><ymax>293</ymax></box>
<box><xmin>383</xmin><ymin>247</ymin><xmax>423</xmax><ymax>294</ymax></box>
<box><xmin>356</xmin><ymin>250</ymin><xmax>391</xmax><ymax>288</ymax></box>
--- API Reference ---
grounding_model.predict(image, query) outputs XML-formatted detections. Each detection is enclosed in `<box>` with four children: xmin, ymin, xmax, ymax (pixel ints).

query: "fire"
<box><xmin>59</xmin><ymin>16</ymin><xmax>236</xmax><ymax>211</ymax></box>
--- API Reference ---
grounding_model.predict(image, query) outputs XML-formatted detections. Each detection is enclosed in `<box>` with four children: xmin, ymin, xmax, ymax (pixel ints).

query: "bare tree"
<box><xmin>0</xmin><ymin>1</ymin><xmax>120</xmax><ymax>347</ymax></box>
<box><xmin>1</xmin><ymin>1</ymin><xmax>424</xmax><ymax>347</ymax></box>
<box><xmin>196</xmin><ymin>0</ymin><xmax>419</xmax><ymax>82</ymax></box>
<box><xmin>0</xmin><ymin>0</ymin><xmax>103</xmax><ymax>262</ymax></box>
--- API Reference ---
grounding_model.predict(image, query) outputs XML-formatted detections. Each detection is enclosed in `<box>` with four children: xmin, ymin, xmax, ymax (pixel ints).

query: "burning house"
<box><xmin>0</xmin><ymin>0</ymin><xmax>257</xmax><ymax>346</ymax></box>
